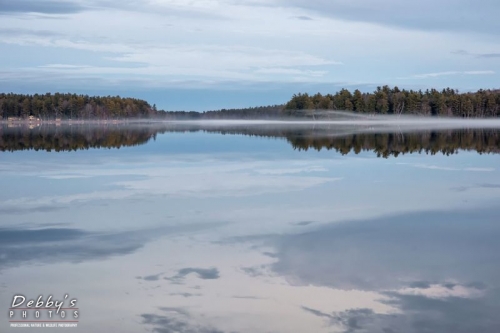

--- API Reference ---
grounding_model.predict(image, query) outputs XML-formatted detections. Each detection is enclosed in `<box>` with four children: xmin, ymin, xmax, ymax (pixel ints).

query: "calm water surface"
<box><xmin>1</xmin><ymin>122</ymin><xmax>500</xmax><ymax>333</ymax></box>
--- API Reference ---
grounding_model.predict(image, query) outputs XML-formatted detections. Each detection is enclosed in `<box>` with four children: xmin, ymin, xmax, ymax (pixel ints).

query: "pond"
<box><xmin>1</xmin><ymin>121</ymin><xmax>500</xmax><ymax>333</ymax></box>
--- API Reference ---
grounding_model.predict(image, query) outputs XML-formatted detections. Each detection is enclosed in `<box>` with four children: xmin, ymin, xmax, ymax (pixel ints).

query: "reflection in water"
<box><xmin>248</xmin><ymin>207</ymin><xmax>500</xmax><ymax>332</ymax></box>
<box><xmin>0</xmin><ymin>123</ymin><xmax>160</xmax><ymax>152</ymax></box>
<box><xmin>0</xmin><ymin>122</ymin><xmax>499</xmax><ymax>333</ymax></box>
<box><xmin>0</xmin><ymin>223</ymin><xmax>218</xmax><ymax>272</ymax></box>
<box><xmin>141</xmin><ymin>308</ymin><xmax>225</xmax><ymax>333</ymax></box>
<box><xmin>1</xmin><ymin>122</ymin><xmax>500</xmax><ymax>157</ymax></box>
<box><xmin>266</xmin><ymin>207</ymin><xmax>500</xmax><ymax>290</ymax></box>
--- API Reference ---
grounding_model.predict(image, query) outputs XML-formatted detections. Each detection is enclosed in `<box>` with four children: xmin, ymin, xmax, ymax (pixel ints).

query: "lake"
<box><xmin>1</xmin><ymin>120</ymin><xmax>500</xmax><ymax>333</ymax></box>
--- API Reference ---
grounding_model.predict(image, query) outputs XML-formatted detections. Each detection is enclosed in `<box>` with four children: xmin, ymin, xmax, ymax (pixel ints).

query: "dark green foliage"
<box><xmin>0</xmin><ymin>93</ymin><xmax>155</xmax><ymax>119</ymax></box>
<box><xmin>284</xmin><ymin>86</ymin><xmax>500</xmax><ymax>117</ymax></box>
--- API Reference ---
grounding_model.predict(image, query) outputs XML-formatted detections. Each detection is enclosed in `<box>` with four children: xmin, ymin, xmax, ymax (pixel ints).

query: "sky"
<box><xmin>0</xmin><ymin>0</ymin><xmax>499</xmax><ymax>110</ymax></box>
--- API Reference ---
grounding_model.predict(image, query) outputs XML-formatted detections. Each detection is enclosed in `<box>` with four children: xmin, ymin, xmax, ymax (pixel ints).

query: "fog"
<box><xmin>4</xmin><ymin>113</ymin><xmax>500</xmax><ymax>141</ymax></box>
<box><xmin>156</xmin><ymin>114</ymin><xmax>500</xmax><ymax>135</ymax></box>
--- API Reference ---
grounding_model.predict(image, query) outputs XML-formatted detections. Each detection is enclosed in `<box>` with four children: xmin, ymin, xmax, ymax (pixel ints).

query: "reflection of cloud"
<box><xmin>165</xmin><ymin>267</ymin><xmax>220</xmax><ymax>283</ymax></box>
<box><xmin>241</xmin><ymin>265</ymin><xmax>270</xmax><ymax>277</ymax></box>
<box><xmin>305</xmin><ymin>288</ymin><xmax>500</xmax><ymax>333</ymax></box>
<box><xmin>137</xmin><ymin>273</ymin><xmax>164</xmax><ymax>281</ymax></box>
<box><xmin>301</xmin><ymin>306</ymin><xmax>335</xmax><ymax>319</ymax></box>
<box><xmin>395</xmin><ymin>283</ymin><xmax>484</xmax><ymax>299</ymax></box>
<box><xmin>141</xmin><ymin>307</ymin><xmax>225</xmax><ymax>333</ymax></box>
<box><xmin>258</xmin><ymin>207</ymin><xmax>500</xmax><ymax>290</ymax></box>
<box><xmin>235</xmin><ymin>205</ymin><xmax>500</xmax><ymax>332</ymax></box>
<box><xmin>169</xmin><ymin>292</ymin><xmax>202</xmax><ymax>298</ymax></box>
<box><xmin>413</xmin><ymin>164</ymin><xmax>459</xmax><ymax>171</ymax></box>
<box><xmin>2</xmin><ymin>160</ymin><xmax>339</xmax><ymax>209</ymax></box>
<box><xmin>0</xmin><ymin>223</ymin><xmax>217</xmax><ymax>272</ymax></box>
<box><xmin>232</xmin><ymin>295</ymin><xmax>266</xmax><ymax>300</ymax></box>
<box><xmin>302</xmin><ymin>306</ymin><xmax>379</xmax><ymax>333</ymax></box>
<box><xmin>256</xmin><ymin>166</ymin><xmax>329</xmax><ymax>175</ymax></box>
<box><xmin>399</xmin><ymin>163</ymin><xmax>495</xmax><ymax>172</ymax></box>
<box><xmin>0</xmin><ymin>227</ymin><xmax>142</xmax><ymax>271</ymax></box>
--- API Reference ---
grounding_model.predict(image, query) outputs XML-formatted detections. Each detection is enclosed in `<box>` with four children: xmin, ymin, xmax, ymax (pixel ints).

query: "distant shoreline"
<box><xmin>2</xmin><ymin>88</ymin><xmax>498</xmax><ymax>121</ymax></box>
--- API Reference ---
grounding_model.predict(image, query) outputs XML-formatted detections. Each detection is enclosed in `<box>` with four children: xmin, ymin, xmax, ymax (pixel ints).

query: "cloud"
<box><xmin>0</xmin><ymin>205</ymin><xmax>65</xmax><ymax>215</ymax></box>
<box><xmin>291</xmin><ymin>221</ymin><xmax>315</xmax><ymax>226</ymax></box>
<box><xmin>0</xmin><ymin>28</ymin><xmax>62</xmax><ymax>37</ymax></box>
<box><xmin>451</xmin><ymin>183</ymin><xmax>500</xmax><ymax>192</ymax></box>
<box><xmin>452</xmin><ymin>50</ymin><xmax>500</xmax><ymax>59</ymax></box>
<box><xmin>294</xmin><ymin>15</ymin><xmax>313</xmax><ymax>21</ymax></box>
<box><xmin>0</xmin><ymin>0</ymin><xmax>87</xmax><ymax>15</ymax></box>
<box><xmin>266</xmin><ymin>0</ymin><xmax>500</xmax><ymax>35</ymax></box>
<box><xmin>463</xmin><ymin>168</ymin><xmax>495</xmax><ymax>172</ymax></box>
<box><xmin>413</xmin><ymin>71</ymin><xmax>495</xmax><ymax>79</ymax></box>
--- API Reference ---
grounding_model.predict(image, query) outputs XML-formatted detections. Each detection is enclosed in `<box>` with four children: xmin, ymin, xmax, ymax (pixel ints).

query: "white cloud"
<box><xmin>413</xmin><ymin>71</ymin><xmax>495</xmax><ymax>79</ymax></box>
<box><xmin>463</xmin><ymin>167</ymin><xmax>495</xmax><ymax>172</ymax></box>
<box><xmin>0</xmin><ymin>0</ymin><xmax>499</xmax><ymax>99</ymax></box>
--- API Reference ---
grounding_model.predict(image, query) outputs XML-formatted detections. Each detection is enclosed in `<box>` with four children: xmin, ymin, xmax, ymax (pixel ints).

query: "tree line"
<box><xmin>0</xmin><ymin>93</ymin><xmax>157</xmax><ymax>120</ymax></box>
<box><xmin>2</xmin><ymin>87</ymin><xmax>500</xmax><ymax>120</ymax></box>
<box><xmin>284</xmin><ymin>86</ymin><xmax>500</xmax><ymax>117</ymax></box>
<box><xmin>159</xmin><ymin>105</ymin><xmax>283</xmax><ymax>119</ymax></box>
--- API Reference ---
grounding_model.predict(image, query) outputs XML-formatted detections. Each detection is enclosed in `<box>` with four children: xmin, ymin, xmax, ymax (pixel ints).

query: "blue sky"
<box><xmin>0</xmin><ymin>0</ymin><xmax>499</xmax><ymax>110</ymax></box>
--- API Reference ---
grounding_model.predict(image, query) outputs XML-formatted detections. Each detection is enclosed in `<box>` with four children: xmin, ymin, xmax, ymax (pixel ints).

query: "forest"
<box><xmin>0</xmin><ymin>93</ymin><xmax>157</xmax><ymax>120</ymax></box>
<box><xmin>1</xmin><ymin>87</ymin><xmax>500</xmax><ymax>120</ymax></box>
<box><xmin>284</xmin><ymin>86</ymin><xmax>500</xmax><ymax>117</ymax></box>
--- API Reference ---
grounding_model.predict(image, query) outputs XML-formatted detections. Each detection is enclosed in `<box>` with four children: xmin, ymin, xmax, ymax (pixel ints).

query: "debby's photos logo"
<box><xmin>8</xmin><ymin>294</ymin><xmax>79</xmax><ymax>328</ymax></box>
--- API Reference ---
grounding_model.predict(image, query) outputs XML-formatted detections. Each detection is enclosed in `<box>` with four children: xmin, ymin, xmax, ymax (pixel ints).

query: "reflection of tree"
<box><xmin>0</xmin><ymin>124</ymin><xmax>165</xmax><ymax>152</ymax></box>
<box><xmin>285</xmin><ymin>130</ymin><xmax>500</xmax><ymax>158</ymax></box>
<box><xmin>1</xmin><ymin>124</ymin><xmax>499</xmax><ymax>157</ymax></box>
<box><xmin>161</xmin><ymin>125</ymin><xmax>500</xmax><ymax>158</ymax></box>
